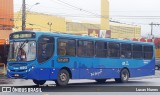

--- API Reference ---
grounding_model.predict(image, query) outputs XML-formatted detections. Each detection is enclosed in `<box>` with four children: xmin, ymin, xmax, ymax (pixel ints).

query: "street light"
<box><xmin>28</xmin><ymin>2</ymin><xmax>40</xmax><ymax>11</ymax></box>
<box><xmin>48</xmin><ymin>22</ymin><xmax>53</xmax><ymax>32</ymax></box>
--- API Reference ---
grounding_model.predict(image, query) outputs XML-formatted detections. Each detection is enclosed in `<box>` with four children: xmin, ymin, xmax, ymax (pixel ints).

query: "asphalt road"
<box><xmin>0</xmin><ymin>70</ymin><xmax>160</xmax><ymax>95</ymax></box>
<box><xmin>0</xmin><ymin>70</ymin><xmax>160</xmax><ymax>86</ymax></box>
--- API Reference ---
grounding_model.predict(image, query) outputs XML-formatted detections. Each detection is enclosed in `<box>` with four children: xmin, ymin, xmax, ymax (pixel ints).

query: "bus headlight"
<box><xmin>6</xmin><ymin>66</ymin><xmax>10</xmax><ymax>72</ymax></box>
<box><xmin>31</xmin><ymin>65</ymin><xmax>35</xmax><ymax>69</ymax></box>
<box><xmin>7</xmin><ymin>68</ymin><xmax>10</xmax><ymax>72</ymax></box>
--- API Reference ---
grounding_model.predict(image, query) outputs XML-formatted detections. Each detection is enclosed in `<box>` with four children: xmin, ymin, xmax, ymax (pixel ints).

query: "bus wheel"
<box><xmin>33</xmin><ymin>80</ymin><xmax>46</xmax><ymax>85</ymax></box>
<box><xmin>55</xmin><ymin>69</ymin><xmax>70</xmax><ymax>86</ymax></box>
<box><xmin>155</xmin><ymin>66</ymin><xmax>159</xmax><ymax>70</ymax></box>
<box><xmin>95</xmin><ymin>79</ymin><xmax>106</xmax><ymax>83</ymax></box>
<box><xmin>115</xmin><ymin>69</ymin><xmax>129</xmax><ymax>83</ymax></box>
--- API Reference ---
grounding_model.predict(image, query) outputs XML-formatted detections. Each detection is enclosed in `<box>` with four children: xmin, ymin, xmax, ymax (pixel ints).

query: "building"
<box><xmin>110</xmin><ymin>22</ymin><xmax>141</xmax><ymax>39</ymax></box>
<box><xmin>0</xmin><ymin>0</ymin><xmax>13</xmax><ymax>66</ymax></box>
<box><xmin>14</xmin><ymin>11</ymin><xmax>141</xmax><ymax>39</ymax></box>
<box><xmin>66</xmin><ymin>21</ymin><xmax>141</xmax><ymax>39</ymax></box>
<box><xmin>101</xmin><ymin>0</ymin><xmax>109</xmax><ymax>30</ymax></box>
<box><xmin>14</xmin><ymin>11</ymin><xmax>66</xmax><ymax>32</ymax></box>
<box><xmin>0</xmin><ymin>0</ymin><xmax>14</xmax><ymax>30</ymax></box>
<box><xmin>13</xmin><ymin>0</ymin><xmax>141</xmax><ymax>40</ymax></box>
<box><xmin>66</xmin><ymin>22</ymin><xmax>100</xmax><ymax>35</ymax></box>
<box><xmin>0</xmin><ymin>0</ymin><xmax>14</xmax><ymax>39</ymax></box>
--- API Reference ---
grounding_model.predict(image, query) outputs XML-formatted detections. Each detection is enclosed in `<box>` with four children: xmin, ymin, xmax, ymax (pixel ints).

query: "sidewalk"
<box><xmin>0</xmin><ymin>63</ymin><xmax>6</xmax><ymax>75</ymax></box>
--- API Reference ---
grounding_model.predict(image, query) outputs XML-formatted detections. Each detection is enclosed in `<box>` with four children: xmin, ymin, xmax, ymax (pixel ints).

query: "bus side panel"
<box><xmin>70</xmin><ymin>69</ymin><xmax>79</xmax><ymax>79</ymax></box>
<box><xmin>54</xmin><ymin>56</ymin><xmax>80</xmax><ymax>79</ymax></box>
<box><xmin>140</xmin><ymin>59</ymin><xmax>155</xmax><ymax>77</ymax></box>
<box><xmin>36</xmin><ymin>68</ymin><xmax>51</xmax><ymax>80</ymax></box>
<box><xmin>27</xmin><ymin>68</ymin><xmax>51</xmax><ymax>80</ymax></box>
<box><xmin>129</xmin><ymin>68</ymin><xmax>155</xmax><ymax>78</ymax></box>
<box><xmin>78</xmin><ymin>58</ymin><xmax>94</xmax><ymax>79</ymax></box>
<box><xmin>129</xmin><ymin>59</ymin><xmax>155</xmax><ymax>77</ymax></box>
<box><xmin>89</xmin><ymin>68</ymin><xmax>120</xmax><ymax>79</ymax></box>
<box><xmin>49</xmin><ymin>68</ymin><xmax>59</xmax><ymax>80</ymax></box>
<box><xmin>78</xmin><ymin>58</ymin><xmax>121</xmax><ymax>79</ymax></box>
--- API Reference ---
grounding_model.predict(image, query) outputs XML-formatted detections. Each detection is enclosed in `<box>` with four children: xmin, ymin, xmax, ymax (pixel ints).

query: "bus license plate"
<box><xmin>14</xmin><ymin>74</ymin><xmax>19</xmax><ymax>77</ymax></box>
<box><xmin>20</xmin><ymin>66</ymin><xmax>27</xmax><ymax>70</ymax></box>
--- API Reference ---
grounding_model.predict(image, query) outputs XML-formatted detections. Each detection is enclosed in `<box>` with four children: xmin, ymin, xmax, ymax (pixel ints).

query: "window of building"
<box><xmin>143</xmin><ymin>46</ymin><xmax>153</xmax><ymax>59</ymax></box>
<box><xmin>121</xmin><ymin>43</ymin><xmax>132</xmax><ymax>58</ymax></box>
<box><xmin>133</xmin><ymin>44</ymin><xmax>143</xmax><ymax>59</ymax></box>
<box><xmin>77</xmin><ymin>40</ymin><xmax>94</xmax><ymax>57</ymax></box>
<box><xmin>58</xmin><ymin>38</ymin><xmax>76</xmax><ymax>56</ymax></box>
<box><xmin>108</xmin><ymin>42</ymin><xmax>120</xmax><ymax>58</ymax></box>
<box><xmin>95</xmin><ymin>41</ymin><xmax>108</xmax><ymax>57</ymax></box>
<box><xmin>38</xmin><ymin>36</ymin><xmax>54</xmax><ymax>63</ymax></box>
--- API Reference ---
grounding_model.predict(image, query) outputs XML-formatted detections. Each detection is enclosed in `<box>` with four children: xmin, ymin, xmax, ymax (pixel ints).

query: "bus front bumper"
<box><xmin>7</xmin><ymin>68</ymin><xmax>59</xmax><ymax>80</ymax></box>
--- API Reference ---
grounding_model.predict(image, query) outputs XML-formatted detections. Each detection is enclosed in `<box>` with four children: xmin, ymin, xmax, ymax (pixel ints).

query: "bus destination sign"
<box><xmin>10</xmin><ymin>32</ymin><xmax>36</xmax><ymax>40</ymax></box>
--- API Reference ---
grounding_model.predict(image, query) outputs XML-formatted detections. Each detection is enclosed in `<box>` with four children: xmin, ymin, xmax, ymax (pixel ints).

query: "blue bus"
<box><xmin>7</xmin><ymin>31</ymin><xmax>155</xmax><ymax>86</ymax></box>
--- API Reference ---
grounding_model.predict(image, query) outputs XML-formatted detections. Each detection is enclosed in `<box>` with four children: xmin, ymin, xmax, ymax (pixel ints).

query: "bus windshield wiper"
<box><xmin>17</xmin><ymin>40</ymin><xmax>28</xmax><ymax>53</ymax></box>
<box><xmin>19</xmin><ymin>40</ymin><xmax>28</xmax><ymax>49</ymax></box>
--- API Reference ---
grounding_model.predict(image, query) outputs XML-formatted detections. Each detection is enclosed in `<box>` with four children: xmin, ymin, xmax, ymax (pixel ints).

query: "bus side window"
<box><xmin>108</xmin><ymin>42</ymin><xmax>120</xmax><ymax>58</ymax></box>
<box><xmin>143</xmin><ymin>45</ymin><xmax>153</xmax><ymax>59</ymax></box>
<box><xmin>95</xmin><ymin>41</ymin><xmax>107</xmax><ymax>57</ymax></box>
<box><xmin>77</xmin><ymin>47</ymin><xmax>82</xmax><ymax>56</ymax></box>
<box><xmin>86</xmin><ymin>42</ymin><xmax>94</xmax><ymax>57</ymax></box>
<box><xmin>38</xmin><ymin>36</ymin><xmax>54</xmax><ymax>63</ymax></box>
<box><xmin>58</xmin><ymin>47</ymin><xmax>66</xmax><ymax>56</ymax></box>
<box><xmin>77</xmin><ymin>41</ymin><xmax>83</xmax><ymax>56</ymax></box>
<box><xmin>58</xmin><ymin>38</ymin><xmax>76</xmax><ymax>56</ymax></box>
<box><xmin>133</xmin><ymin>45</ymin><xmax>143</xmax><ymax>59</ymax></box>
<box><xmin>121</xmin><ymin>43</ymin><xmax>132</xmax><ymax>58</ymax></box>
<box><xmin>77</xmin><ymin>40</ymin><xmax>94</xmax><ymax>57</ymax></box>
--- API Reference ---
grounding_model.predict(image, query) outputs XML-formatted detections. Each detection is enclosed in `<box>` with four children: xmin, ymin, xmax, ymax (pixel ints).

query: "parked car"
<box><xmin>155</xmin><ymin>59</ymin><xmax>160</xmax><ymax>70</ymax></box>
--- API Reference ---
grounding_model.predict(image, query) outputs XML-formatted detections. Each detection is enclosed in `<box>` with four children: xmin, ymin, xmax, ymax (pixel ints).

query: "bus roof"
<box><xmin>13</xmin><ymin>31</ymin><xmax>154</xmax><ymax>46</ymax></box>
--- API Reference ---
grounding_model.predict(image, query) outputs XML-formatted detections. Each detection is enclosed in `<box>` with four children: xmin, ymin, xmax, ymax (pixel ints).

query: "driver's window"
<box><xmin>38</xmin><ymin>36</ymin><xmax>54</xmax><ymax>63</ymax></box>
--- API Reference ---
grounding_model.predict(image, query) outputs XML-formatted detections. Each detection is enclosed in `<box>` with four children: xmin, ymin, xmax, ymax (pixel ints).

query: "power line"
<box><xmin>13</xmin><ymin>12</ymin><xmax>160</xmax><ymax>19</ymax></box>
<box><xmin>52</xmin><ymin>0</ymin><xmax>101</xmax><ymax>17</ymax></box>
<box><xmin>111</xmin><ymin>15</ymin><xmax>160</xmax><ymax>17</ymax></box>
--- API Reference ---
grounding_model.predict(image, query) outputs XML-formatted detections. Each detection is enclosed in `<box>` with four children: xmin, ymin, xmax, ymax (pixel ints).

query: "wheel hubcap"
<box><xmin>60</xmin><ymin>73</ymin><xmax>67</xmax><ymax>82</ymax></box>
<box><xmin>122</xmin><ymin>73</ymin><xmax>128</xmax><ymax>80</ymax></box>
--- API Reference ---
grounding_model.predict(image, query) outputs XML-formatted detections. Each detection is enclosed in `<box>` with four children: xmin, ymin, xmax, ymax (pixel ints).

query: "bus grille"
<box><xmin>10</xmin><ymin>70</ymin><xmax>26</xmax><ymax>72</ymax></box>
<box><xmin>9</xmin><ymin>63</ymin><xmax>27</xmax><ymax>67</ymax></box>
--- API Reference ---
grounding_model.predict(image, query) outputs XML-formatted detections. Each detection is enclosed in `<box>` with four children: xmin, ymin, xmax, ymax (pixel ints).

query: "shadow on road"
<box><xmin>13</xmin><ymin>80</ymin><xmax>156</xmax><ymax>92</ymax></box>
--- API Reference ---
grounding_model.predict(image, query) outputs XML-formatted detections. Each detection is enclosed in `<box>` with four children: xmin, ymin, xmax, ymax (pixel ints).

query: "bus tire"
<box><xmin>33</xmin><ymin>80</ymin><xmax>46</xmax><ymax>85</ymax></box>
<box><xmin>95</xmin><ymin>79</ymin><xmax>106</xmax><ymax>83</ymax></box>
<box><xmin>55</xmin><ymin>69</ymin><xmax>70</xmax><ymax>86</ymax></box>
<box><xmin>115</xmin><ymin>69</ymin><xmax>129</xmax><ymax>83</ymax></box>
<box><xmin>155</xmin><ymin>65</ymin><xmax>159</xmax><ymax>70</ymax></box>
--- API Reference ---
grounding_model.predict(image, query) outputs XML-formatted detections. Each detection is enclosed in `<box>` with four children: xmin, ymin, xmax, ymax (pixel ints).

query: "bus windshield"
<box><xmin>8</xmin><ymin>41</ymin><xmax>36</xmax><ymax>62</ymax></box>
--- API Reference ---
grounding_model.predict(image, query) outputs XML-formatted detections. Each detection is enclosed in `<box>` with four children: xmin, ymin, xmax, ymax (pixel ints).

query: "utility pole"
<box><xmin>149</xmin><ymin>22</ymin><xmax>160</xmax><ymax>42</ymax></box>
<box><xmin>149</xmin><ymin>22</ymin><xmax>153</xmax><ymax>36</ymax></box>
<box><xmin>22</xmin><ymin>0</ymin><xmax>26</xmax><ymax>31</ymax></box>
